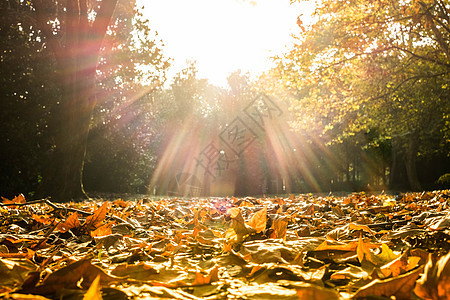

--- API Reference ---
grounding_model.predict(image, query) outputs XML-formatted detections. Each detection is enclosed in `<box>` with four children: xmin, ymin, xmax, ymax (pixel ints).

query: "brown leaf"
<box><xmin>110</xmin><ymin>262</ymin><xmax>159</xmax><ymax>281</ymax></box>
<box><xmin>42</xmin><ymin>259</ymin><xmax>119</xmax><ymax>290</ymax></box>
<box><xmin>56</xmin><ymin>212</ymin><xmax>80</xmax><ymax>233</ymax></box>
<box><xmin>349</xmin><ymin>223</ymin><xmax>374</xmax><ymax>235</ymax></box>
<box><xmin>91</xmin><ymin>222</ymin><xmax>113</xmax><ymax>237</ymax></box>
<box><xmin>354</xmin><ymin>265</ymin><xmax>424</xmax><ymax>300</ymax></box>
<box><xmin>270</xmin><ymin>217</ymin><xmax>289</xmax><ymax>239</ymax></box>
<box><xmin>415</xmin><ymin>252</ymin><xmax>450</xmax><ymax>300</ymax></box>
<box><xmin>85</xmin><ymin>202</ymin><xmax>109</xmax><ymax>231</ymax></box>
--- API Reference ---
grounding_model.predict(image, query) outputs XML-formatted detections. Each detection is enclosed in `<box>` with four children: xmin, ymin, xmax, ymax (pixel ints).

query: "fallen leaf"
<box><xmin>415</xmin><ymin>252</ymin><xmax>450</xmax><ymax>300</ymax></box>
<box><xmin>296</xmin><ymin>283</ymin><xmax>340</xmax><ymax>300</ymax></box>
<box><xmin>246</xmin><ymin>207</ymin><xmax>267</xmax><ymax>233</ymax></box>
<box><xmin>91</xmin><ymin>222</ymin><xmax>114</xmax><ymax>237</ymax></box>
<box><xmin>84</xmin><ymin>202</ymin><xmax>109</xmax><ymax>231</ymax></box>
<box><xmin>83</xmin><ymin>275</ymin><xmax>102</xmax><ymax>300</ymax></box>
<box><xmin>354</xmin><ymin>265</ymin><xmax>424</xmax><ymax>299</ymax></box>
<box><xmin>271</xmin><ymin>217</ymin><xmax>289</xmax><ymax>239</ymax></box>
<box><xmin>56</xmin><ymin>212</ymin><xmax>80</xmax><ymax>233</ymax></box>
<box><xmin>192</xmin><ymin>266</ymin><xmax>219</xmax><ymax>286</ymax></box>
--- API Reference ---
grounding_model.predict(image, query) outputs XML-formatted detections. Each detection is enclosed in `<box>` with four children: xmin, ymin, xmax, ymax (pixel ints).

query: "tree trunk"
<box><xmin>404</xmin><ymin>132</ymin><xmax>422</xmax><ymax>191</ymax></box>
<box><xmin>33</xmin><ymin>0</ymin><xmax>118</xmax><ymax>201</ymax></box>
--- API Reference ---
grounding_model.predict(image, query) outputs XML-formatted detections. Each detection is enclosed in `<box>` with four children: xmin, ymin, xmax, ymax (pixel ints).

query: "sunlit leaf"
<box><xmin>246</xmin><ymin>207</ymin><xmax>267</xmax><ymax>233</ymax></box>
<box><xmin>84</xmin><ymin>202</ymin><xmax>109</xmax><ymax>231</ymax></box>
<box><xmin>354</xmin><ymin>266</ymin><xmax>424</xmax><ymax>299</ymax></box>
<box><xmin>415</xmin><ymin>252</ymin><xmax>450</xmax><ymax>300</ymax></box>
<box><xmin>56</xmin><ymin>212</ymin><xmax>80</xmax><ymax>233</ymax></box>
<box><xmin>91</xmin><ymin>222</ymin><xmax>114</xmax><ymax>237</ymax></box>
<box><xmin>192</xmin><ymin>266</ymin><xmax>219</xmax><ymax>286</ymax></box>
<box><xmin>296</xmin><ymin>283</ymin><xmax>340</xmax><ymax>300</ymax></box>
<box><xmin>270</xmin><ymin>217</ymin><xmax>289</xmax><ymax>239</ymax></box>
<box><xmin>83</xmin><ymin>275</ymin><xmax>102</xmax><ymax>300</ymax></box>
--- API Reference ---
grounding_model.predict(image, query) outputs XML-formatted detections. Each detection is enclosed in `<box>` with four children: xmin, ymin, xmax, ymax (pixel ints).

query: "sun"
<box><xmin>138</xmin><ymin>0</ymin><xmax>314</xmax><ymax>87</ymax></box>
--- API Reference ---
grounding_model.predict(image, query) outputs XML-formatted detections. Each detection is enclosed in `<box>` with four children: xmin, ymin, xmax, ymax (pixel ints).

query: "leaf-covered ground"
<box><xmin>0</xmin><ymin>191</ymin><xmax>449</xmax><ymax>299</ymax></box>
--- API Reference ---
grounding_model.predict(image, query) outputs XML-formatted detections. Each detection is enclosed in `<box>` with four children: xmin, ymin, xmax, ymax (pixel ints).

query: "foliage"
<box><xmin>270</xmin><ymin>0</ymin><xmax>450</xmax><ymax>190</ymax></box>
<box><xmin>0</xmin><ymin>191</ymin><xmax>449</xmax><ymax>298</ymax></box>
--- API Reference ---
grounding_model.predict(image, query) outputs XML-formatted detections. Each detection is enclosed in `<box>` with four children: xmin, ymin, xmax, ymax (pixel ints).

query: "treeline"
<box><xmin>0</xmin><ymin>0</ymin><xmax>449</xmax><ymax>199</ymax></box>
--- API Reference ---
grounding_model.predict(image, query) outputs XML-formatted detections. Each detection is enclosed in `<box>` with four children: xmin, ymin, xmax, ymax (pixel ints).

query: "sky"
<box><xmin>138</xmin><ymin>0</ymin><xmax>313</xmax><ymax>87</ymax></box>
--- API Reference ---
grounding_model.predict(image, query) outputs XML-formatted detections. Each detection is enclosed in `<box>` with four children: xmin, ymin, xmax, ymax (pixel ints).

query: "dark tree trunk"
<box><xmin>33</xmin><ymin>0</ymin><xmax>118</xmax><ymax>201</ymax></box>
<box><xmin>404</xmin><ymin>132</ymin><xmax>422</xmax><ymax>191</ymax></box>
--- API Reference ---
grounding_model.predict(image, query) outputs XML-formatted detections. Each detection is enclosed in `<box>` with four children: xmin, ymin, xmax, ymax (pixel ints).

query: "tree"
<box><xmin>27</xmin><ymin>0</ymin><xmax>120</xmax><ymax>200</ymax></box>
<box><xmin>0</xmin><ymin>2</ymin><xmax>58</xmax><ymax>197</ymax></box>
<box><xmin>83</xmin><ymin>4</ymin><xmax>169</xmax><ymax>195</ymax></box>
<box><xmin>272</xmin><ymin>0</ymin><xmax>450</xmax><ymax>190</ymax></box>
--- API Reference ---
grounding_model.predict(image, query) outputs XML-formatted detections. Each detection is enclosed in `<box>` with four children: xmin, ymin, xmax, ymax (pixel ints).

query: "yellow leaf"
<box><xmin>83</xmin><ymin>275</ymin><xmax>102</xmax><ymax>300</ymax></box>
<box><xmin>192</xmin><ymin>266</ymin><xmax>219</xmax><ymax>286</ymax></box>
<box><xmin>349</xmin><ymin>223</ymin><xmax>374</xmax><ymax>235</ymax></box>
<box><xmin>246</xmin><ymin>207</ymin><xmax>267</xmax><ymax>233</ymax></box>
<box><xmin>357</xmin><ymin>236</ymin><xmax>380</xmax><ymax>265</ymax></box>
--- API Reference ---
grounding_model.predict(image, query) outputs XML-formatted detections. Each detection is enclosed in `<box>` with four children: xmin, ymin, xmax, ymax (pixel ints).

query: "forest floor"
<box><xmin>0</xmin><ymin>191</ymin><xmax>449</xmax><ymax>299</ymax></box>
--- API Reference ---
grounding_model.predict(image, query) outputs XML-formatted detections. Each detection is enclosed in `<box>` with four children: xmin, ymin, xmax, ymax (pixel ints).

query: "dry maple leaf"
<box><xmin>90</xmin><ymin>221</ymin><xmax>114</xmax><ymax>237</ymax></box>
<box><xmin>84</xmin><ymin>202</ymin><xmax>110</xmax><ymax>231</ymax></box>
<box><xmin>227</xmin><ymin>207</ymin><xmax>255</xmax><ymax>241</ymax></box>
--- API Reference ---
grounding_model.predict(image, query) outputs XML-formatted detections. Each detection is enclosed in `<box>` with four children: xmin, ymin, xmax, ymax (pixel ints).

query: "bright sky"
<box><xmin>139</xmin><ymin>0</ymin><xmax>313</xmax><ymax>87</ymax></box>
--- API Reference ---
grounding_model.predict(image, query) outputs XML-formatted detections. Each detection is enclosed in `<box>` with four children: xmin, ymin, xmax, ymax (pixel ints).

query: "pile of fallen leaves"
<box><xmin>0</xmin><ymin>191</ymin><xmax>449</xmax><ymax>299</ymax></box>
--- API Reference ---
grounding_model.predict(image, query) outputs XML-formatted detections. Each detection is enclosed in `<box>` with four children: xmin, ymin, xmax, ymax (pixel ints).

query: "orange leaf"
<box><xmin>192</xmin><ymin>266</ymin><xmax>219</xmax><ymax>286</ymax></box>
<box><xmin>112</xmin><ymin>199</ymin><xmax>128</xmax><ymax>208</ymax></box>
<box><xmin>13</xmin><ymin>194</ymin><xmax>26</xmax><ymax>204</ymax></box>
<box><xmin>2</xmin><ymin>194</ymin><xmax>25</xmax><ymax>205</ymax></box>
<box><xmin>85</xmin><ymin>202</ymin><xmax>109</xmax><ymax>231</ymax></box>
<box><xmin>246</xmin><ymin>207</ymin><xmax>267</xmax><ymax>233</ymax></box>
<box><xmin>227</xmin><ymin>207</ymin><xmax>241</xmax><ymax>219</ymax></box>
<box><xmin>32</xmin><ymin>214</ymin><xmax>54</xmax><ymax>225</ymax></box>
<box><xmin>57</xmin><ymin>212</ymin><xmax>80</xmax><ymax>233</ymax></box>
<box><xmin>357</xmin><ymin>236</ymin><xmax>380</xmax><ymax>265</ymax></box>
<box><xmin>296</xmin><ymin>282</ymin><xmax>339</xmax><ymax>299</ymax></box>
<box><xmin>415</xmin><ymin>252</ymin><xmax>450</xmax><ymax>300</ymax></box>
<box><xmin>354</xmin><ymin>266</ymin><xmax>424</xmax><ymax>299</ymax></box>
<box><xmin>270</xmin><ymin>217</ymin><xmax>289</xmax><ymax>239</ymax></box>
<box><xmin>316</xmin><ymin>240</ymin><xmax>358</xmax><ymax>252</ymax></box>
<box><xmin>90</xmin><ymin>222</ymin><xmax>113</xmax><ymax>237</ymax></box>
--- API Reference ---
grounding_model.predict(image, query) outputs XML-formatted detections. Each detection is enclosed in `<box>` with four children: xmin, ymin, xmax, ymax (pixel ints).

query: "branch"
<box><xmin>368</xmin><ymin>71</ymin><xmax>448</xmax><ymax>103</ymax></box>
